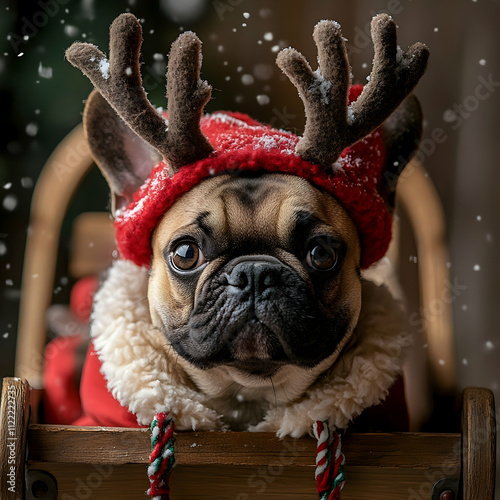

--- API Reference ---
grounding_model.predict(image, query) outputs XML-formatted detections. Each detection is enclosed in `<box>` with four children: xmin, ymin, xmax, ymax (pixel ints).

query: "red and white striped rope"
<box><xmin>312</xmin><ymin>420</ymin><xmax>346</xmax><ymax>500</ymax></box>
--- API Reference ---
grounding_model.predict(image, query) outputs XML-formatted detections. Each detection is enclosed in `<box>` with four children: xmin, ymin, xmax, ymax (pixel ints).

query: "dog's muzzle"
<box><xmin>168</xmin><ymin>254</ymin><xmax>349</xmax><ymax>374</ymax></box>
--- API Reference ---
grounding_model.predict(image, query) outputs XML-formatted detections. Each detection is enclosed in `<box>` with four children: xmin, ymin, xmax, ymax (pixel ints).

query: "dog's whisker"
<box><xmin>269</xmin><ymin>376</ymin><xmax>278</xmax><ymax>412</ymax></box>
<box><xmin>144</xmin><ymin>341</ymin><xmax>174</xmax><ymax>367</ymax></box>
<box><xmin>230</xmin><ymin>383</ymin><xmax>245</xmax><ymax>399</ymax></box>
<box><xmin>127</xmin><ymin>296</ymin><xmax>148</xmax><ymax>308</ymax></box>
<box><xmin>277</xmin><ymin>379</ymin><xmax>290</xmax><ymax>402</ymax></box>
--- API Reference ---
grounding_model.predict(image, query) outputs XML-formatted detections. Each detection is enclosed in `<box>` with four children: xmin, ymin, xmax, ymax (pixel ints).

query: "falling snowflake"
<box><xmin>3</xmin><ymin>194</ymin><xmax>17</xmax><ymax>211</ymax></box>
<box><xmin>26</xmin><ymin>123</ymin><xmax>38</xmax><ymax>137</ymax></box>
<box><xmin>256</xmin><ymin>94</ymin><xmax>270</xmax><ymax>105</ymax></box>
<box><xmin>241</xmin><ymin>74</ymin><xmax>254</xmax><ymax>85</ymax></box>
<box><xmin>64</xmin><ymin>25</ymin><xmax>79</xmax><ymax>37</ymax></box>
<box><xmin>38</xmin><ymin>62</ymin><xmax>53</xmax><ymax>79</ymax></box>
<box><xmin>21</xmin><ymin>177</ymin><xmax>33</xmax><ymax>188</ymax></box>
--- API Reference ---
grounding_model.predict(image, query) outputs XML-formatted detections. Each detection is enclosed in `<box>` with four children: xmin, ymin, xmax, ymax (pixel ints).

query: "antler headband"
<box><xmin>277</xmin><ymin>17</ymin><xmax>428</xmax><ymax>169</ymax></box>
<box><xmin>66</xmin><ymin>13</ymin><xmax>428</xmax><ymax>175</ymax></box>
<box><xmin>66</xmin><ymin>14</ymin><xmax>213</xmax><ymax>175</ymax></box>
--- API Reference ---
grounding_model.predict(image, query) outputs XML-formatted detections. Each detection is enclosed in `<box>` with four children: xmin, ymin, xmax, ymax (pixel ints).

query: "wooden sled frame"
<box><xmin>0</xmin><ymin>378</ymin><xmax>496</xmax><ymax>499</ymax></box>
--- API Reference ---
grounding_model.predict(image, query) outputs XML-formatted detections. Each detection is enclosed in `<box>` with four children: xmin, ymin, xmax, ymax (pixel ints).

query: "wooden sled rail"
<box><xmin>1</xmin><ymin>377</ymin><xmax>496</xmax><ymax>499</ymax></box>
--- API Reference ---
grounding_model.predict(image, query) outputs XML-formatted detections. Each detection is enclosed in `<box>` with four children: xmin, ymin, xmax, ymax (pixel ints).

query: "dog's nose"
<box><xmin>227</xmin><ymin>261</ymin><xmax>282</xmax><ymax>294</ymax></box>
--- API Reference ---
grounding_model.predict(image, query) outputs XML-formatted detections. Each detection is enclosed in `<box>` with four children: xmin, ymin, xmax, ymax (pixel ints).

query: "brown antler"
<box><xmin>276</xmin><ymin>14</ymin><xmax>429</xmax><ymax>170</ymax></box>
<box><xmin>65</xmin><ymin>13</ymin><xmax>213</xmax><ymax>174</ymax></box>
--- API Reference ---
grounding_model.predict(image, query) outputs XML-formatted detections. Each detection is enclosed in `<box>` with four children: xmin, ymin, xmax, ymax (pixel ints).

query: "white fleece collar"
<box><xmin>91</xmin><ymin>259</ymin><xmax>411</xmax><ymax>437</ymax></box>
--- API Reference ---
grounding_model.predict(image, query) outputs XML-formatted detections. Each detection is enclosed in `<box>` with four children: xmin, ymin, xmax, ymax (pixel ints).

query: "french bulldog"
<box><xmin>66</xmin><ymin>13</ymin><xmax>428</xmax><ymax>431</ymax></box>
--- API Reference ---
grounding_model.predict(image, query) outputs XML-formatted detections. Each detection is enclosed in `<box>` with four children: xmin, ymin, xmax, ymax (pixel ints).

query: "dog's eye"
<box><xmin>171</xmin><ymin>242</ymin><xmax>205</xmax><ymax>271</ymax></box>
<box><xmin>306</xmin><ymin>240</ymin><xmax>338</xmax><ymax>271</ymax></box>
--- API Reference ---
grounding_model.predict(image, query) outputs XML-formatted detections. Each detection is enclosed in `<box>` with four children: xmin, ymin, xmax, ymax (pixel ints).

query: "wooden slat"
<box><xmin>27</xmin><ymin>425</ymin><xmax>462</xmax><ymax>498</ymax></box>
<box><xmin>70</xmin><ymin>212</ymin><xmax>115</xmax><ymax>278</ymax></box>
<box><xmin>26</xmin><ymin>462</ymin><xmax>460</xmax><ymax>500</ymax></box>
<box><xmin>462</xmin><ymin>387</ymin><xmax>496</xmax><ymax>499</ymax></box>
<box><xmin>0</xmin><ymin>378</ymin><xmax>30</xmax><ymax>500</ymax></box>
<box><xmin>398</xmin><ymin>161</ymin><xmax>456</xmax><ymax>394</ymax></box>
<box><xmin>15</xmin><ymin>124</ymin><xmax>94</xmax><ymax>388</ymax></box>
<box><xmin>27</xmin><ymin>425</ymin><xmax>460</xmax><ymax>469</ymax></box>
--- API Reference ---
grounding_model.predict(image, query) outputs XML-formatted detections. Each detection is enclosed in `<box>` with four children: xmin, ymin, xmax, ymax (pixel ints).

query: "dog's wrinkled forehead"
<box><xmin>152</xmin><ymin>173</ymin><xmax>360</xmax><ymax>255</ymax></box>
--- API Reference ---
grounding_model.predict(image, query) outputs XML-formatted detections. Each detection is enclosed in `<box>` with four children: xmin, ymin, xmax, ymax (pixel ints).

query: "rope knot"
<box><xmin>312</xmin><ymin>420</ymin><xmax>345</xmax><ymax>500</ymax></box>
<box><xmin>148</xmin><ymin>412</ymin><xmax>176</xmax><ymax>500</ymax></box>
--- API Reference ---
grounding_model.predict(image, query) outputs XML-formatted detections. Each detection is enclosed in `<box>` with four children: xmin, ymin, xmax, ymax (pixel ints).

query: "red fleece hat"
<box><xmin>115</xmin><ymin>85</ymin><xmax>390</xmax><ymax>269</ymax></box>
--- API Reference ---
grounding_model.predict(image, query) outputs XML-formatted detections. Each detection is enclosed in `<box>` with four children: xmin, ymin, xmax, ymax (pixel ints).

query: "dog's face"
<box><xmin>148</xmin><ymin>173</ymin><xmax>362</xmax><ymax>381</ymax></box>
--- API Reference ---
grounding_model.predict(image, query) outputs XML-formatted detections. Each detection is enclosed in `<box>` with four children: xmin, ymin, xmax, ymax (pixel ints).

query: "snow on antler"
<box><xmin>66</xmin><ymin>13</ymin><xmax>213</xmax><ymax>174</ymax></box>
<box><xmin>276</xmin><ymin>14</ymin><xmax>429</xmax><ymax>171</ymax></box>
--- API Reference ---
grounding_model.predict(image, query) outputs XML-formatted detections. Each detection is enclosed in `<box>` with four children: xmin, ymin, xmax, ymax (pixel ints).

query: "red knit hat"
<box><xmin>115</xmin><ymin>85</ymin><xmax>388</xmax><ymax>269</ymax></box>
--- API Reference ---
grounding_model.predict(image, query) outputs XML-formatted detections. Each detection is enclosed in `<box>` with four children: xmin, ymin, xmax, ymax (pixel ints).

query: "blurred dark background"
<box><xmin>1</xmin><ymin>0</ymin><xmax>499</xmax><ymax>478</ymax></box>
